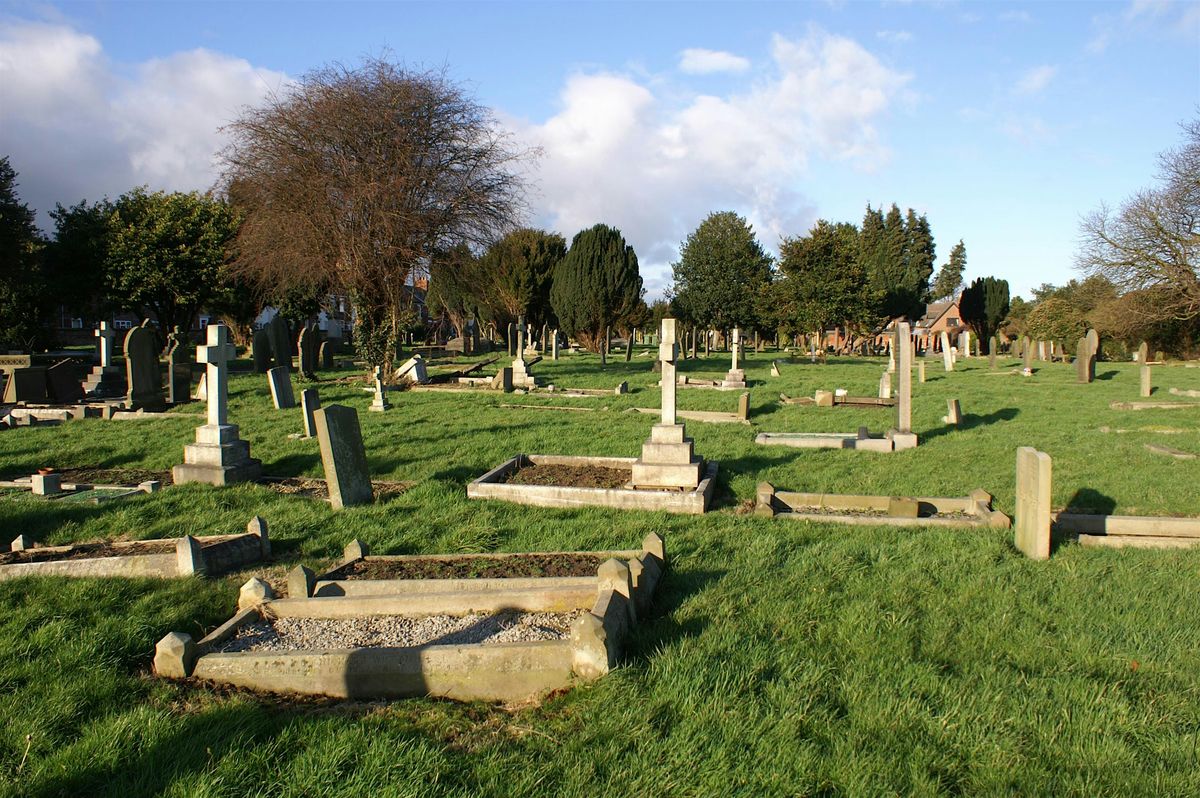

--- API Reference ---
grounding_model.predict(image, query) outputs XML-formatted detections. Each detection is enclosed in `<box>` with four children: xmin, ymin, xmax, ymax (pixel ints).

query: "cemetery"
<box><xmin>0</xmin><ymin>18</ymin><xmax>1197</xmax><ymax>793</ymax></box>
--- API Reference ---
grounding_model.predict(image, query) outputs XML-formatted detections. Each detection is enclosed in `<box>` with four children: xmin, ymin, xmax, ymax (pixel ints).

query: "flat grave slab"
<box><xmin>1052</xmin><ymin>512</ymin><xmax>1200</xmax><ymax>550</ymax></box>
<box><xmin>755</xmin><ymin>431</ymin><xmax>906</xmax><ymax>452</ymax></box>
<box><xmin>155</xmin><ymin>534</ymin><xmax>666</xmax><ymax>703</ymax></box>
<box><xmin>755</xmin><ymin>484</ymin><xmax>1010</xmax><ymax>529</ymax></box>
<box><xmin>468</xmin><ymin>454</ymin><xmax>717</xmax><ymax>515</ymax></box>
<box><xmin>0</xmin><ymin>517</ymin><xmax>270</xmax><ymax>580</ymax></box>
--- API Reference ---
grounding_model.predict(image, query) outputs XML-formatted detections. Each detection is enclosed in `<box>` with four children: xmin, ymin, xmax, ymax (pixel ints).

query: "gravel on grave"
<box><xmin>326</xmin><ymin>553</ymin><xmax>611</xmax><ymax>580</ymax></box>
<box><xmin>502</xmin><ymin>462</ymin><xmax>632</xmax><ymax>490</ymax></box>
<box><xmin>215</xmin><ymin>609</ymin><xmax>588</xmax><ymax>653</ymax></box>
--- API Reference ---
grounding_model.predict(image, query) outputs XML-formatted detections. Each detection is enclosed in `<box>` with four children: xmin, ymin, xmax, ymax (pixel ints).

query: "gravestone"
<box><xmin>267</xmin><ymin>316</ymin><xmax>292</xmax><ymax>371</ymax></box>
<box><xmin>1075</xmin><ymin>338</ymin><xmax>1094</xmax><ymax>383</ymax></box>
<box><xmin>942</xmin><ymin>398</ymin><xmax>961</xmax><ymax>426</ymax></box>
<box><xmin>738</xmin><ymin>392</ymin><xmax>750</xmax><ymax>421</ymax></box>
<box><xmin>1140</xmin><ymin>365</ymin><xmax>1152</xmax><ymax>398</ymax></box>
<box><xmin>891</xmin><ymin>321</ymin><xmax>916</xmax><ymax>449</ymax></box>
<box><xmin>172</xmin><ymin>323</ymin><xmax>262</xmax><ymax>486</ymax></box>
<box><xmin>632</xmin><ymin>318</ymin><xmax>702</xmax><ymax>490</ymax></box>
<box><xmin>369</xmin><ymin>366</ymin><xmax>390</xmax><ymax>411</ymax></box>
<box><xmin>722</xmin><ymin>327</ymin><xmax>746</xmax><ymax>388</ymax></box>
<box><xmin>395</xmin><ymin>354</ymin><xmax>428</xmax><ymax>385</ymax></box>
<box><xmin>318</xmin><ymin>341</ymin><xmax>334</xmax><ymax>370</ymax></box>
<box><xmin>878</xmin><ymin>371</ymin><xmax>891</xmax><ymax>400</ymax></box>
<box><xmin>251</xmin><ymin>329</ymin><xmax>272</xmax><ymax>373</ymax></box>
<box><xmin>165</xmin><ymin>327</ymin><xmax>192</xmax><ymax>404</ymax></box>
<box><xmin>46</xmin><ymin>360</ymin><xmax>84</xmax><ymax>404</ymax></box>
<box><xmin>940</xmin><ymin>332</ymin><xmax>953</xmax><ymax>372</ymax></box>
<box><xmin>1137</xmin><ymin>341</ymin><xmax>1148</xmax><ymax>363</ymax></box>
<box><xmin>124</xmin><ymin>326</ymin><xmax>165</xmax><ymax>410</ymax></box>
<box><xmin>1023</xmin><ymin>339</ymin><xmax>1033</xmax><ymax>373</ymax></box>
<box><xmin>313</xmin><ymin>404</ymin><xmax>374</xmax><ymax>510</ymax></box>
<box><xmin>988</xmin><ymin>336</ymin><xmax>998</xmax><ymax>370</ymax></box>
<box><xmin>1014</xmin><ymin>447</ymin><xmax>1051</xmax><ymax>560</ymax></box>
<box><xmin>887</xmin><ymin>341</ymin><xmax>896</xmax><ymax>373</ymax></box>
<box><xmin>491</xmin><ymin>366</ymin><xmax>514</xmax><ymax>393</ymax></box>
<box><xmin>551</xmin><ymin>330</ymin><xmax>559</xmax><ymax>360</ymax></box>
<box><xmin>82</xmin><ymin>322</ymin><xmax>124</xmax><ymax>396</ymax></box>
<box><xmin>3</xmin><ymin>367</ymin><xmax>47</xmax><ymax>403</ymax></box>
<box><xmin>511</xmin><ymin>324</ymin><xmax>538</xmax><ymax>388</ymax></box>
<box><xmin>301</xmin><ymin>388</ymin><xmax>320</xmax><ymax>437</ymax></box>
<box><xmin>297</xmin><ymin>324</ymin><xmax>317</xmax><ymax>377</ymax></box>
<box><xmin>507</xmin><ymin>322</ymin><xmax>516</xmax><ymax>357</ymax></box>
<box><xmin>918</xmin><ymin>360</ymin><xmax>926</xmax><ymax>383</ymax></box>
<box><xmin>268</xmin><ymin>366</ymin><xmax>296</xmax><ymax>409</ymax></box>
<box><xmin>194</xmin><ymin>373</ymin><xmax>207</xmax><ymax>401</ymax></box>
<box><xmin>1085</xmin><ymin>328</ymin><xmax>1100</xmax><ymax>362</ymax></box>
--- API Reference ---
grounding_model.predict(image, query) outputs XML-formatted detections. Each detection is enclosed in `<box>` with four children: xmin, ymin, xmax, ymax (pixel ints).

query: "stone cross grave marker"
<box><xmin>124</xmin><ymin>325</ymin><xmax>165</xmax><ymax>410</ymax></box>
<box><xmin>1014</xmin><ymin>447</ymin><xmax>1052</xmax><ymax>560</ymax></box>
<box><xmin>660</xmin><ymin>318</ymin><xmax>678</xmax><ymax>426</ymax></box>
<box><xmin>96</xmin><ymin>321</ymin><xmax>117</xmax><ymax>367</ymax></box>
<box><xmin>313</xmin><ymin>404</ymin><xmax>374</xmax><ymax>510</ymax></box>
<box><xmin>172</xmin><ymin>323</ymin><xmax>261</xmax><ymax>485</ymax></box>
<box><xmin>369</xmin><ymin>365</ymin><xmax>390</xmax><ymax>411</ymax></box>
<box><xmin>268</xmin><ymin>366</ymin><xmax>296</xmax><ymax>409</ymax></box>
<box><xmin>631</xmin><ymin>318</ymin><xmax>703</xmax><ymax>490</ymax></box>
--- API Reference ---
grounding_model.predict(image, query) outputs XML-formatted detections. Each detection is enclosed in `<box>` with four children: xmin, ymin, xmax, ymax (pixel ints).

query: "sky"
<box><xmin>1</xmin><ymin>1</ymin><xmax>1197</xmax><ymax>301</ymax></box>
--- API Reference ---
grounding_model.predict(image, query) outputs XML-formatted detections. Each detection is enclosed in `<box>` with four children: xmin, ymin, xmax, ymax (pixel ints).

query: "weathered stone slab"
<box><xmin>313</xmin><ymin>404</ymin><xmax>374</xmax><ymax>510</ymax></box>
<box><xmin>267</xmin><ymin>316</ymin><xmax>292</xmax><ymax>371</ymax></box>
<box><xmin>45</xmin><ymin>361</ymin><xmax>84</xmax><ymax>404</ymax></box>
<box><xmin>4</xmin><ymin>366</ymin><xmax>48</xmax><ymax>404</ymax></box>
<box><xmin>301</xmin><ymin>388</ymin><xmax>320</xmax><ymax>438</ymax></box>
<box><xmin>268</xmin><ymin>366</ymin><xmax>296</xmax><ymax>409</ymax></box>
<box><xmin>124</xmin><ymin>325</ymin><xmax>165</xmax><ymax>410</ymax></box>
<box><xmin>1014</xmin><ymin>447</ymin><xmax>1052</xmax><ymax>560</ymax></box>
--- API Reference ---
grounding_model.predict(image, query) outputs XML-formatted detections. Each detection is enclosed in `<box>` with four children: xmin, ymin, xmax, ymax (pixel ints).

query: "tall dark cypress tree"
<box><xmin>550</xmin><ymin>224</ymin><xmax>642</xmax><ymax>356</ymax></box>
<box><xmin>960</xmin><ymin>276</ymin><xmax>1010</xmax><ymax>350</ymax></box>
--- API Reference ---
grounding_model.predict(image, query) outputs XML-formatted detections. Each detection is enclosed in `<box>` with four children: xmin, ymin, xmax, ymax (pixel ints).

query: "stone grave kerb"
<box><xmin>95</xmin><ymin>322</ymin><xmax>117</xmax><ymax>367</ymax></box>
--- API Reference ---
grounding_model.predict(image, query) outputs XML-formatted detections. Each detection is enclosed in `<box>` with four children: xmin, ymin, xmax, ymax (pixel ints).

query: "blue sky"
<box><xmin>1</xmin><ymin>1</ymin><xmax>1197</xmax><ymax>301</ymax></box>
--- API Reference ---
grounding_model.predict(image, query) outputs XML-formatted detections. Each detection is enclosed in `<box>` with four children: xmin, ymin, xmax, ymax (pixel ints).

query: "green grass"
<box><xmin>1</xmin><ymin>348</ymin><xmax>1199</xmax><ymax>796</ymax></box>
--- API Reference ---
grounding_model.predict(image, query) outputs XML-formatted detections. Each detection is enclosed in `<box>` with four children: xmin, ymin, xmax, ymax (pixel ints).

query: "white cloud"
<box><xmin>876</xmin><ymin>30</ymin><xmax>914</xmax><ymax>43</ymax></box>
<box><xmin>1013</xmin><ymin>64</ymin><xmax>1056</xmax><ymax>95</ymax></box>
<box><xmin>678</xmin><ymin>48</ymin><xmax>750</xmax><ymax>74</ymax></box>
<box><xmin>0</xmin><ymin>20</ymin><xmax>288</xmax><ymax>226</ymax></box>
<box><xmin>516</xmin><ymin>28</ymin><xmax>910</xmax><ymax>296</ymax></box>
<box><xmin>998</xmin><ymin>10</ymin><xmax>1032</xmax><ymax>23</ymax></box>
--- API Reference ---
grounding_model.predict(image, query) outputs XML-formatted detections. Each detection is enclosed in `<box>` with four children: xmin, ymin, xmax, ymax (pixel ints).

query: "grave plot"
<box><xmin>1012</xmin><ymin>447</ymin><xmax>1200</xmax><ymax>558</ymax></box>
<box><xmin>754</xmin><ymin>483</ymin><xmax>1010</xmax><ymax>529</ymax></box>
<box><xmin>0</xmin><ymin>517</ymin><xmax>270</xmax><ymax>580</ymax></box>
<box><xmin>756</xmin><ymin>322</ymin><xmax>918</xmax><ymax>453</ymax></box>
<box><xmin>154</xmin><ymin>534</ymin><xmax>667</xmax><ymax>703</ymax></box>
<box><xmin>0</xmin><ymin>467</ymin><xmax>170</xmax><ymax>504</ymax></box>
<box><xmin>628</xmin><ymin>390</ymin><xmax>749</xmax><ymax>424</ymax></box>
<box><xmin>778</xmin><ymin>390</ymin><xmax>896</xmax><ymax>408</ymax></box>
<box><xmin>469</xmin><ymin>319</ymin><xmax>718</xmax><ymax>515</ymax></box>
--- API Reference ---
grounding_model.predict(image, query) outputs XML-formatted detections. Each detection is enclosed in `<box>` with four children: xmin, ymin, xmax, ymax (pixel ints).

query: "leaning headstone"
<box><xmin>193</xmin><ymin>373</ymin><xmax>207</xmax><ymax>401</ymax></box>
<box><xmin>313</xmin><ymin>404</ymin><xmax>374</xmax><ymax>510</ymax></box>
<box><xmin>1014</xmin><ymin>447</ymin><xmax>1052</xmax><ymax>560</ymax></box>
<box><xmin>1140</xmin><ymin>365</ymin><xmax>1152</xmax><ymax>398</ymax></box>
<box><xmin>267</xmin><ymin>316</ymin><xmax>292</xmax><ymax>371</ymax></box>
<box><xmin>3</xmin><ymin>367</ymin><xmax>46</xmax><ymax>403</ymax></box>
<box><xmin>940</xmin><ymin>331</ymin><xmax>953</xmax><ymax>372</ymax></box>
<box><xmin>394</xmin><ymin>354</ymin><xmax>428</xmax><ymax>385</ymax></box>
<box><xmin>268</xmin><ymin>365</ymin><xmax>296</xmax><ymax>409</ymax></box>
<box><xmin>942</xmin><ymin>398</ymin><xmax>961</xmax><ymax>426</ymax></box>
<box><xmin>1085</xmin><ymin>328</ymin><xmax>1100</xmax><ymax>362</ymax></box>
<box><xmin>301</xmin><ymin>388</ymin><xmax>320</xmax><ymax>438</ymax></box>
<box><xmin>124</xmin><ymin>326</ymin><xmax>165</xmax><ymax>410</ymax></box>
<box><xmin>251</xmin><ymin>329</ymin><xmax>272</xmax><ymax>373</ymax></box>
<box><xmin>172</xmin><ymin>323</ymin><xmax>262</xmax><ymax>486</ymax></box>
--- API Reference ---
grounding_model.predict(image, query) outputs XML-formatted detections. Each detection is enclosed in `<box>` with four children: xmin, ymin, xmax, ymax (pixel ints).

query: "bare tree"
<box><xmin>220</xmin><ymin>58</ymin><xmax>532</xmax><ymax>370</ymax></box>
<box><xmin>1076</xmin><ymin>117</ymin><xmax>1200</xmax><ymax>323</ymax></box>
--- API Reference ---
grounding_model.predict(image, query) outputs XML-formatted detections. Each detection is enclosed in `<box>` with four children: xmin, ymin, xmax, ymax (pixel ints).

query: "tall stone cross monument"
<box><xmin>172</xmin><ymin>324</ymin><xmax>262</xmax><ymax>486</ymax></box>
<box><xmin>83</xmin><ymin>321</ymin><xmax>124</xmax><ymax>397</ymax></box>
<box><xmin>96</xmin><ymin>321</ymin><xmax>116</xmax><ymax>367</ymax></box>
<box><xmin>632</xmin><ymin>318</ymin><xmax>703</xmax><ymax>489</ymax></box>
<box><xmin>722</xmin><ymin>327</ymin><xmax>747</xmax><ymax>388</ymax></box>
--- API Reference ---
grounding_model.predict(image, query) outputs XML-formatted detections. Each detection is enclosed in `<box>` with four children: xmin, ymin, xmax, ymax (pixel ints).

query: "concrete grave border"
<box><xmin>467</xmin><ymin>454</ymin><xmax>718</xmax><ymax>515</ymax></box>
<box><xmin>0</xmin><ymin>517</ymin><xmax>270</xmax><ymax>580</ymax></box>
<box><xmin>754</xmin><ymin>483</ymin><xmax>1010</xmax><ymax>529</ymax></box>
<box><xmin>154</xmin><ymin>534</ymin><xmax>667</xmax><ymax>703</ymax></box>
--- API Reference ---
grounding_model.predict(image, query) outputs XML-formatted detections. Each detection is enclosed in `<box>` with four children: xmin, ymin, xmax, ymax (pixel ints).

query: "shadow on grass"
<box><xmin>261</xmin><ymin>452</ymin><xmax>321</xmax><ymax>477</ymax></box>
<box><xmin>1096</xmin><ymin>370</ymin><xmax>1120</xmax><ymax>381</ymax></box>
<box><xmin>1064</xmin><ymin>487</ymin><xmax>1117</xmax><ymax>514</ymax></box>
<box><xmin>920</xmin><ymin>407</ymin><xmax>1019</xmax><ymax>442</ymax></box>
<box><xmin>627</xmin><ymin>567</ymin><xmax>725</xmax><ymax>660</ymax></box>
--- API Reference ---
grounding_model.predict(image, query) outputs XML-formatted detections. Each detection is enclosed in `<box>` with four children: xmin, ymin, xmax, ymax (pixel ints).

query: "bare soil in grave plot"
<box><xmin>0</xmin><ymin>538</ymin><xmax>178</xmax><ymax>565</ymax></box>
<box><xmin>326</xmin><ymin>552</ymin><xmax>613</xmax><ymax>580</ymax></box>
<box><xmin>213</xmin><ymin>609</ymin><xmax>589</xmax><ymax>652</ymax></box>
<box><xmin>262</xmin><ymin>477</ymin><xmax>413</xmax><ymax>500</ymax></box>
<box><xmin>502</xmin><ymin>462</ymin><xmax>631</xmax><ymax>490</ymax></box>
<box><xmin>0</xmin><ymin>466</ymin><xmax>173</xmax><ymax>486</ymax></box>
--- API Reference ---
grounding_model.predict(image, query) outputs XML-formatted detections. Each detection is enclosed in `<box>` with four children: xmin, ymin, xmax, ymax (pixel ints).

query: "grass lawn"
<box><xmin>1</xmin><ymin>347</ymin><xmax>1198</xmax><ymax>796</ymax></box>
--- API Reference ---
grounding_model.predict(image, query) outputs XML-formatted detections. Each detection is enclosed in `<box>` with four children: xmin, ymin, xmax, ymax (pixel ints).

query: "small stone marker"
<box><xmin>369</xmin><ymin>365</ymin><xmax>390</xmax><ymax>411</ymax></box>
<box><xmin>888</xmin><ymin>497</ymin><xmax>920</xmax><ymax>518</ymax></box>
<box><xmin>31</xmin><ymin>472</ymin><xmax>62</xmax><ymax>496</ymax></box>
<box><xmin>770</xmin><ymin>361</ymin><xmax>781</xmax><ymax>377</ymax></box>
<box><xmin>289</xmin><ymin>565</ymin><xmax>316</xmax><ymax>598</ymax></box>
<box><xmin>123</xmin><ymin>326</ymin><xmax>165</xmax><ymax>410</ymax></box>
<box><xmin>313</xmin><ymin>404</ymin><xmax>374</xmax><ymax>510</ymax></box>
<box><xmin>918</xmin><ymin>360</ymin><xmax>926</xmax><ymax>383</ymax></box>
<box><xmin>193</xmin><ymin>373</ymin><xmax>207</xmax><ymax>401</ymax></box>
<box><xmin>153</xmin><ymin>632</ymin><xmax>197</xmax><ymax>679</ymax></box>
<box><xmin>1014</xmin><ymin>447</ymin><xmax>1052</xmax><ymax>560</ymax></box>
<box><xmin>738</xmin><ymin>391</ymin><xmax>750</xmax><ymax>421</ymax></box>
<box><xmin>301</xmin><ymin>388</ymin><xmax>320</xmax><ymax>437</ymax></box>
<box><xmin>1075</xmin><ymin>338</ymin><xmax>1094</xmax><ymax>383</ymax></box>
<box><xmin>251</xmin><ymin>329</ymin><xmax>272</xmax><ymax>373</ymax></box>
<box><xmin>1140</xmin><ymin>365</ymin><xmax>1152</xmax><ymax>398</ymax></box>
<box><xmin>268</xmin><ymin>365</ymin><xmax>296</xmax><ymax>409</ymax></box>
<box><xmin>942</xmin><ymin>398</ymin><xmax>961</xmax><ymax>426</ymax></box>
<box><xmin>551</xmin><ymin>329</ymin><xmax>560</xmax><ymax>360</ymax></box>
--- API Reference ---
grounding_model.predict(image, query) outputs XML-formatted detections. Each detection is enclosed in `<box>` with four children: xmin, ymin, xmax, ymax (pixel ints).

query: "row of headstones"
<box><xmin>251</xmin><ymin>317</ymin><xmax>340</xmax><ymax>377</ymax></box>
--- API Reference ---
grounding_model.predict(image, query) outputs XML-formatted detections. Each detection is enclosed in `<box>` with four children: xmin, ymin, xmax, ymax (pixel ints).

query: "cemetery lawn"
<box><xmin>2</xmin><ymin>351</ymin><xmax>1199</xmax><ymax>796</ymax></box>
